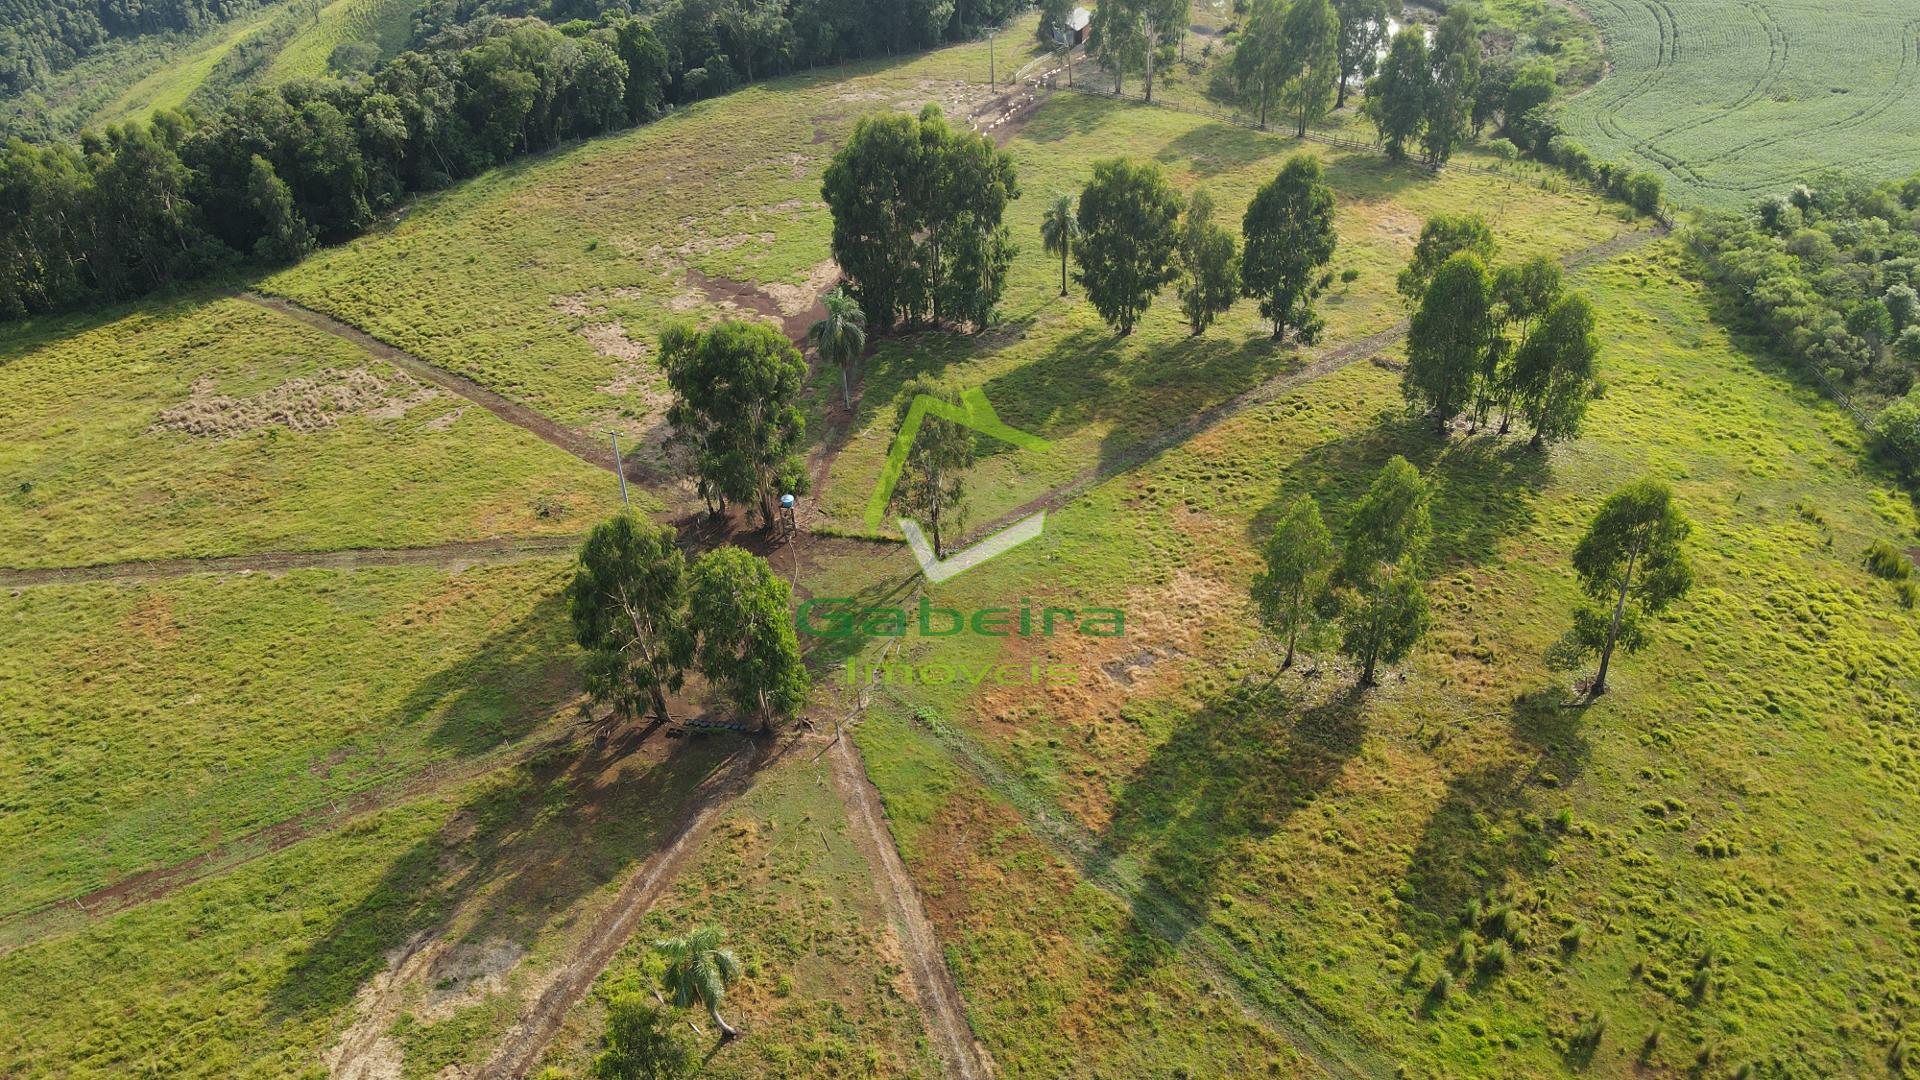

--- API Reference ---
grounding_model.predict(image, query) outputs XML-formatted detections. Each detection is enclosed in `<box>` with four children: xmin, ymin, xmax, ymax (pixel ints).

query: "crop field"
<box><xmin>1559</xmin><ymin>0</ymin><xmax>1920</xmax><ymax>207</ymax></box>
<box><xmin>4</xmin><ymin>8</ymin><xmax>1920</xmax><ymax>1080</ymax></box>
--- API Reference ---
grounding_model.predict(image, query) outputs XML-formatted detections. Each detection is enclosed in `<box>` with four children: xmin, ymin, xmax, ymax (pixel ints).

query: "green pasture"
<box><xmin>0</xmin><ymin>562</ymin><xmax>579</xmax><ymax>924</ymax></box>
<box><xmin>847</xmin><ymin>241</ymin><xmax>1920</xmax><ymax>1075</ymax></box>
<box><xmin>0</xmin><ymin>294</ymin><xmax>613</xmax><ymax>568</ymax></box>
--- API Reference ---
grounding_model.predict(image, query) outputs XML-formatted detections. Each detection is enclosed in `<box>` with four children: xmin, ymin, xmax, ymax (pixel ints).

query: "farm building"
<box><xmin>1060</xmin><ymin>7</ymin><xmax>1091</xmax><ymax>47</ymax></box>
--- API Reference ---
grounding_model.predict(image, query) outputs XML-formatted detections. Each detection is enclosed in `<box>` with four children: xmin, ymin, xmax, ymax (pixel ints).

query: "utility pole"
<box><xmin>986</xmin><ymin>25</ymin><xmax>999</xmax><ymax>87</ymax></box>
<box><xmin>606</xmin><ymin>431</ymin><xmax>629</xmax><ymax>507</ymax></box>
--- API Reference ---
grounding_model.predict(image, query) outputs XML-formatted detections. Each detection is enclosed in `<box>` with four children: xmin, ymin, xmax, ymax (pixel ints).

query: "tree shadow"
<box><xmin>1051</xmin><ymin>328</ymin><xmax>1291</xmax><ymax>473</ymax></box>
<box><xmin>266</xmin><ymin>724</ymin><xmax>746</xmax><ymax>1022</ymax></box>
<box><xmin>1395</xmin><ymin>689</ymin><xmax>1592</xmax><ymax>947</ymax></box>
<box><xmin>791</xmin><ymin>562</ymin><xmax>921</xmax><ymax>675</ymax></box>
<box><xmin>1096</xmin><ymin>681</ymin><xmax>1368</xmax><ymax>953</ymax></box>
<box><xmin>409</xmin><ymin>594</ymin><xmax>580</xmax><ymax>756</ymax></box>
<box><xmin>1156</xmin><ymin>123</ymin><xmax>1287</xmax><ymax>179</ymax></box>
<box><xmin>1017</xmin><ymin>91</ymin><xmax>1117</xmax><ymax>144</ymax></box>
<box><xmin>1319</xmin><ymin>150</ymin><xmax>1432</xmax><ymax>203</ymax></box>
<box><xmin>1247</xmin><ymin>418</ymin><xmax>1552</xmax><ymax>575</ymax></box>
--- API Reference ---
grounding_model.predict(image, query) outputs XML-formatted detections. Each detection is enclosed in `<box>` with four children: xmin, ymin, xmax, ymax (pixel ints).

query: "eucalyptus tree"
<box><xmin>1074</xmin><ymin>157</ymin><xmax>1183</xmax><ymax>336</ymax></box>
<box><xmin>1242</xmin><ymin>154</ymin><xmax>1338</xmax><ymax>343</ymax></box>
<box><xmin>1253</xmin><ymin>495</ymin><xmax>1336</xmax><ymax>670</ymax></box>
<box><xmin>1403</xmin><ymin>251</ymin><xmax>1492</xmax><ymax>431</ymax></box>
<box><xmin>1565</xmin><ymin>481</ymin><xmax>1693</xmax><ymax>696</ymax></box>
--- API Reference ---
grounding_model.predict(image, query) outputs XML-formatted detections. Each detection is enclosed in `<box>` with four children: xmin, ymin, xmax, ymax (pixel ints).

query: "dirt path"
<box><xmin>827</xmin><ymin>735</ymin><xmax>995</xmax><ymax>1080</ymax></box>
<box><xmin>899</xmin><ymin>703</ymin><xmax>1386</xmax><ymax>1080</ymax></box>
<box><xmin>0</xmin><ymin>535</ymin><xmax>585</xmax><ymax>589</ymax></box>
<box><xmin>471</xmin><ymin>740</ymin><xmax>775</xmax><ymax>1080</ymax></box>
<box><xmin>241</xmin><ymin>293</ymin><xmax>617</xmax><ymax>472</ymax></box>
<box><xmin>0</xmin><ymin>731</ymin><xmax>573</xmax><ymax>959</ymax></box>
<box><xmin>959</xmin><ymin>225</ymin><xmax>1666</xmax><ymax>548</ymax></box>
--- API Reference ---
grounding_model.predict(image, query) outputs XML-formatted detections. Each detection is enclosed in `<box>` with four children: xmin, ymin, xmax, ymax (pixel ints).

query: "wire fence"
<box><xmin>1037</xmin><ymin>78</ymin><xmax>1677</xmax><ymax>228</ymax></box>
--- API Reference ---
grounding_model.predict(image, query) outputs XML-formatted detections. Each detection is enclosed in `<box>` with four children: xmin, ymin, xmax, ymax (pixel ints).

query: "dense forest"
<box><xmin>0</xmin><ymin>0</ymin><xmax>1025</xmax><ymax>104</ymax></box>
<box><xmin>0</xmin><ymin>0</ymin><xmax>1032</xmax><ymax>320</ymax></box>
<box><xmin>0</xmin><ymin>0</ymin><xmax>275</xmax><ymax>95</ymax></box>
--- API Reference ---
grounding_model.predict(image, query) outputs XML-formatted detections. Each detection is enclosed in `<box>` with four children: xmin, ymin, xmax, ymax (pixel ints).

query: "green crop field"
<box><xmin>1559</xmin><ymin>0</ymin><xmax>1920</xmax><ymax>207</ymax></box>
<box><xmin>3</xmin><ymin>6</ymin><xmax>1919</xmax><ymax>1079</ymax></box>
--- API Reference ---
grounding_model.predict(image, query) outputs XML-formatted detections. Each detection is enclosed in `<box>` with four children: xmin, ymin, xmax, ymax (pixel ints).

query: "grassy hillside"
<box><xmin>0</xmin><ymin>295</ymin><xmax>611</xmax><ymax>567</ymax></box>
<box><xmin>2</xmin><ymin>12</ymin><xmax>1918</xmax><ymax>1080</ymax></box>
<box><xmin>845</xmin><ymin>241</ymin><xmax>1920</xmax><ymax>1075</ymax></box>
<box><xmin>261</xmin><ymin>0</ymin><xmax>420</xmax><ymax>84</ymax></box>
<box><xmin>1560</xmin><ymin>0</ymin><xmax>1920</xmax><ymax>208</ymax></box>
<box><xmin>94</xmin><ymin>6</ymin><xmax>286</xmax><ymax>125</ymax></box>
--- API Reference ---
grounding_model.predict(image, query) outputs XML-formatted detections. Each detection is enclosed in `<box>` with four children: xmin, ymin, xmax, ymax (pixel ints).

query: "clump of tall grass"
<box><xmin>1865</xmin><ymin>540</ymin><xmax>1913</xmax><ymax>580</ymax></box>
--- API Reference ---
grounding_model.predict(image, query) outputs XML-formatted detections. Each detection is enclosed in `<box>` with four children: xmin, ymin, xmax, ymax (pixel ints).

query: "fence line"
<box><xmin>1038</xmin><ymin>77</ymin><xmax>1674</xmax><ymax>225</ymax></box>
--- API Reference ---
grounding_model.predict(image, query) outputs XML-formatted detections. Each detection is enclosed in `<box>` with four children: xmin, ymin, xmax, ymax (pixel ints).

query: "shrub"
<box><xmin>1405</xmin><ymin>950</ymin><xmax>1431</xmax><ymax>984</ymax></box>
<box><xmin>1876</xmin><ymin>392</ymin><xmax>1920</xmax><ymax>475</ymax></box>
<box><xmin>593</xmin><ymin>994</ymin><xmax>694</xmax><ymax>1080</ymax></box>
<box><xmin>1546</xmin><ymin>135</ymin><xmax>1593</xmax><ymax>179</ymax></box>
<box><xmin>1487</xmin><ymin>138</ymin><xmax>1519</xmax><ymax>161</ymax></box>
<box><xmin>1625</xmin><ymin>172</ymin><xmax>1664</xmax><ymax>215</ymax></box>
<box><xmin>1559</xmin><ymin>924</ymin><xmax>1584</xmax><ymax>954</ymax></box>
<box><xmin>1639</xmin><ymin>1025</ymin><xmax>1662</xmax><ymax>1063</ymax></box>
<box><xmin>1569</xmin><ymin>1014</ymin><xmax>1606</xmax><ymax>1056</ymax></box>
<box><xmin>1452</xmin><ymin>932</ymin><xmax>1480</xmax><ymax>972</ymax></box>
<box><xmin>1485</xmin><ymin>903</ymin><xmax>1521</xmax><ymax>943</ymax></box>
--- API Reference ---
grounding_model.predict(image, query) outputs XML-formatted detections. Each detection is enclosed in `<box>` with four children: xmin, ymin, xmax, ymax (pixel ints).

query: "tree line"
<box><xmin>1210</xmin><ymin>0</ymin><xmax>1667</xmax><ymax>217</ymax></box>
<box><xmin>0</xmin><ymin>0</ymin><xmax>1037</xmax><ymax>321</ymax></box>
<box><xmin>0</xmin><ymin>0</ymin><xmax>276</xmax><ymax>98</ymax></box>
<box><xmin>1687</xmin><ymin>170</ymin><xmax>1920</xmax><ymax>483</ymax></box>
<box><xmin>1043</xmin><ymin>151</ymin><xmax>1338</xmax><ymax>341</ymax></box>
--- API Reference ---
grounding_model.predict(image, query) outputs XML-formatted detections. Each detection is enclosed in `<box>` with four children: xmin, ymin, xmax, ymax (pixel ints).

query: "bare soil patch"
<box><xmin>827</xmin><ymin>735</ymin><xmax>995</xmax><ymax>1080</ymax></box>
<box><xmin>149</xmin><ymin>368</ymin><xmax>441</xmax><ymax>438</ymax></box>
<box><xmin>242</xmin><ymin>293</ymin><xmax>615</xmax><ymax>472</ymax></box>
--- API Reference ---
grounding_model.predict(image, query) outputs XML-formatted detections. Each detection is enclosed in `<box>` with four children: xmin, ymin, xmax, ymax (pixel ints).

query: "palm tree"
<box><xmin>808</xmin><ymin>287</ymin><xmax>867</xmax><ymax>407</ymax></box>
<box><xmin>1039</xmin><ymin>193</ymin><xmax>1080</xmax><ymax>297</ymax></box>
<box><xmin>653</xmin><ymin>926</ymin><xmax>744</xmax><ymax>1040</ymax></box>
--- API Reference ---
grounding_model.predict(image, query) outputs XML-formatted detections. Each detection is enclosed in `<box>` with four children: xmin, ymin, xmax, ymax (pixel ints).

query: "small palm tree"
<box><xmin>1039</xmin><ymin>193</ymin><xmax>1080</xmax><ymax>298</ymax></box>
<box><xmin>653</xmin><ymin>926</ymin><xmax>744</xmax><ymax>1040</ymax></box>
<box><xmin>808</xmin><ymin>287</ymin><xmax>867</xmax><ymax>407</ymax></box>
